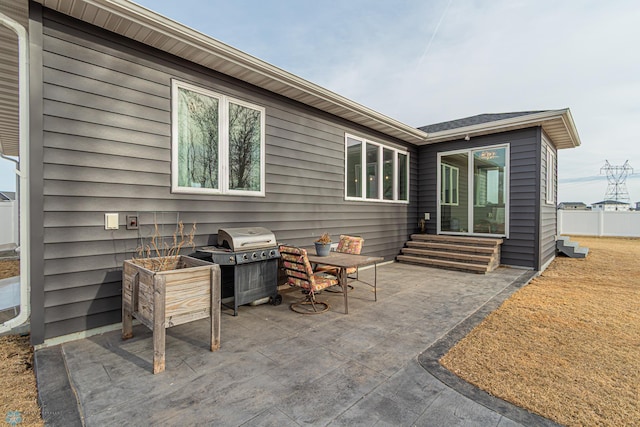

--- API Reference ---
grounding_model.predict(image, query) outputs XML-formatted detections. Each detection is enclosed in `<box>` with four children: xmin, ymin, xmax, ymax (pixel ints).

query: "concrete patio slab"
<box><xmin>35</xmin><ymin>262</ymin><xmax>554</xmax><ymax>426</ymax></box>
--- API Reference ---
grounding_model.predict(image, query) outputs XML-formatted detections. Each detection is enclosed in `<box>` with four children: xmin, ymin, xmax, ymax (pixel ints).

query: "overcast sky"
<box><xmin>2</xmin><ymin>0</ymin><xmax>639</xmax><ymax>204</ymax></box>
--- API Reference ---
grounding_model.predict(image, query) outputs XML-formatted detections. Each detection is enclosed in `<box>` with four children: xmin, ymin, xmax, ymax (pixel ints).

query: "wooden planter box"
<box><xmin>122</xmin><ymin>255</ymin><xmax>221</xmax><ymax>374</ymax></box>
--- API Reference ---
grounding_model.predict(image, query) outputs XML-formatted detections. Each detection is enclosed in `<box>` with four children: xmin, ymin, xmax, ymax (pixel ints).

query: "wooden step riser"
<box><xmin>406</xmin><ymin>241</ymin><xmax>498</xmax><ymax>255</ymax></box>
<box><xmin>410</xmin><ymin>234</ymin><xmax>503</xmax><ymax>246</ymax></box>
<box><xmin>400</xmin><ymin>248</ymin><xmax>494</xmax><ymax>265</ymax></box>
<box><xmin>397</xmin><ymin>255</ymin><xmax>488</xmax><ymax>274</ymax></box>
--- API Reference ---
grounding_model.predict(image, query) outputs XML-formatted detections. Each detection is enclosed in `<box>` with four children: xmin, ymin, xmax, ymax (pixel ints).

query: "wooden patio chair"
<box><xmin>279</xmin><ymin>245</ymin><xmax>338</xmax><ymax>314</ymax></box>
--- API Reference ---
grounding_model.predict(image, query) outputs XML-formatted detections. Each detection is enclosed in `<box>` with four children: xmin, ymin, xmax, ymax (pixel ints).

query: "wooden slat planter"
<box><xmin>122</xmin><ymin>255</ymin><xmax>221</xmax><ymax>374</ymax></box>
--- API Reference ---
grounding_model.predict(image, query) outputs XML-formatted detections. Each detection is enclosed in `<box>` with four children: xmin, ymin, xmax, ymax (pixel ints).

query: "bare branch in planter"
<box><xmin>134</xmin><ymin>220</ymin><xmax>197</xmax><ymax>271</ymax></box>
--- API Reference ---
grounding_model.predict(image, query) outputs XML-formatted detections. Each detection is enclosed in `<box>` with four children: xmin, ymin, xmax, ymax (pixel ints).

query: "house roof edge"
<box><xmin>35</xmin><ymin>0</ymin><xmax>429</xmax><ymax>144</ymax></box>
<box><xmin>420</xmin><ymin>109</ymin><xmax>581</xmax><ymax>149</ymax></box>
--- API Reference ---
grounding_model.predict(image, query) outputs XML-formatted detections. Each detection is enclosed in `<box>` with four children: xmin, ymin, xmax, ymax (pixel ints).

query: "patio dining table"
<box><xmin>307</xmin><ymin>250</ymin><xmax>383</xmax><ymax>314</ymax></box>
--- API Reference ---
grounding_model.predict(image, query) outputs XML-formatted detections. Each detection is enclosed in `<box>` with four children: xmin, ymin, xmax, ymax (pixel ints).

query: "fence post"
<box><xmin>557</xmin><ymin>209</ymin><xmax>563</xmax><ymax>235</ymax></box>
<box><xmin>598</xmin><ymin>209</ymin><xmax>604</xmax><ymax>236</ymax></box>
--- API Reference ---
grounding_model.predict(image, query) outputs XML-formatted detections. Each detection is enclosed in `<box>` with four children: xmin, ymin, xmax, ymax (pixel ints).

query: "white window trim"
<box><xmin>171</xmin><ymin>79</ymin><xmax>266</xmax><ymax>197</ymax></box>
<box><xmin>545</xmin><ymin>145</ymin><xmax>556</xmax><ymax>205</ymax></box>
<box><xmin>344</xmin><ymin>133</ymin><xmax>409</xmax><ymax>204</ymax></box>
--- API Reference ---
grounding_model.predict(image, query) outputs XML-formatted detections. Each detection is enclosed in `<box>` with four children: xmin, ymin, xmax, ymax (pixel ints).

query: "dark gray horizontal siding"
<box><xmin>45</xmin><ymin>133</ymin><xmax>168</xmax><ymax>160</ymax></box>
<box><xmin>44</xmin><ymin>66</ymin><xmax>169</xmax><ymax>110</ymax></box>
<box><xmin>503</xmin><ymin>128</ymin><xmax>540</xmax><ymax>268</ymax></box>
<box><xmin>45</xmin><ymin>282</ymin><xmax>122</xmax><ymax>308</ymax></box>
<box><xmin>418</xmin><ymin>128</ymin><xmax>541</xmax><ymax>268</ymax></box>
<box><xmin>45</xmin><ymin>312</ymin><xmax>122</xmax><ymax>342</ymax></box>
<box><xmin>43</xmin><ymin>212</ymin><xmax>407</xmax><ymax>234</ymax></box>
<box><xmin>37</xmin><ymin>8</ymin><xmax>417</xmax><ymax>341</ymax></box>
<box><xmin>45</xmin><ymin>269</ymin><xmax>124</xmax><ymax>292</ymax></box>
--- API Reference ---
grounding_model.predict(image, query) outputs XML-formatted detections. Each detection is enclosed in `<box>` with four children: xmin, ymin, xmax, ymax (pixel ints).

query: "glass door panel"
<box><xmin>440</xmin><ymin>152</ymin><xmax>469</xmax><ymax>233</ymax></box>
<box><xmin>472</xmin><ymin>147</ymin><xmax>507</xmax><ymax>234</ymax></box>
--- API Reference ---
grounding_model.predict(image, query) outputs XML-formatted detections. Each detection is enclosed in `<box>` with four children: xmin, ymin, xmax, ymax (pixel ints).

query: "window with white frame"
<box><xmin>546</xmin><ymin>146</ymin><xmax>556</xmax><ymax>205</ymax></box>
<box><xmin>171</xmin><ymin>80</ymin><xmax>265</xmax><ymax>196</ymax></box>
<box><xmin>345</xmin><ymin>134</ymin><xmax>409</xmax><ymax>203</ymax></box>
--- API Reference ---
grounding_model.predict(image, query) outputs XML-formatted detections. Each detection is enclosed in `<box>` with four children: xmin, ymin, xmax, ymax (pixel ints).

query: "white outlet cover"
<box><xmin>105</xmin><ymin>213</ymin><xmax>119</xmax><ymax>230</ymax></box>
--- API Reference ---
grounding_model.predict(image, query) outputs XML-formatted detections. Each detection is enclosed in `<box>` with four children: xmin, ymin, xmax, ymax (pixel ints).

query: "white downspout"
<box><xmin>0</xmin><ymin>12</ymin><xmax>30</xmax><ymax>333</ymax></box>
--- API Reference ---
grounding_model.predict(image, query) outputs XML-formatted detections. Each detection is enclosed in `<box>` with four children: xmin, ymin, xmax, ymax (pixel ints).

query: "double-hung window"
<box><xmin>171</xmin><ymin>80</ymin><xmax>265</xmax><ymax>196</ymax></box>
<box><xmin>345</xmin><ymin>134</ymin><xmax>409</xmax><ymax>203</ymax></box>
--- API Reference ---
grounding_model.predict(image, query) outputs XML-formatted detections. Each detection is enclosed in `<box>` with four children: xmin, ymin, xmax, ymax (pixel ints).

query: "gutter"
<box><xmin>0</xmin><ymin>11</ymin><xmax>30</xmax><ymax>334</ymax></box>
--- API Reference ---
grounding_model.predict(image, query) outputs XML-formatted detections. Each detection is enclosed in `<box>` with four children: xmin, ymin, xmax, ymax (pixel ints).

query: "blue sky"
<box><xmin>2</xmin><ymin>0</ymin><xmax>639</xmax><ymax>204</ymax></box>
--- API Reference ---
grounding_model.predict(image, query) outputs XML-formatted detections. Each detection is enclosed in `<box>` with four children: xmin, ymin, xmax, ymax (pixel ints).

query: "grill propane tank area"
<box><xmin>193</xmin><ymin>227</ymin><xmax>282</xmax><ymax>316</ymax></box>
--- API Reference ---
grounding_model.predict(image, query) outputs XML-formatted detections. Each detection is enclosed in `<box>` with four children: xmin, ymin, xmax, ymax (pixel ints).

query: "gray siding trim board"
<box><xmin>33</xmin><ymin>7</ymin><xmax>418</xmax><ymax>343</ymax></box>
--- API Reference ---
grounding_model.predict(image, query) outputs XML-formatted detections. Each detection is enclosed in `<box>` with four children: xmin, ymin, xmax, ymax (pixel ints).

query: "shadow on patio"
<box><xmin>36</xmin><ymin>263</ymin><xmax>537</xmax><ymax>426</ymax></box>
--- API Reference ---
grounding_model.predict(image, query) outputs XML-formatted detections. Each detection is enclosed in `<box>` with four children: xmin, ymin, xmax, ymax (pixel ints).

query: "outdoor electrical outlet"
<box><xmin>104</xmin><ymin>213</ymin><xmax>119</xmax><ymax>230</ymax></box>
<box><xmin>424</xmin><ymin>213</ymin><xmax>430</xmax><ymax>220</ymax></box>
<box><xmin>126</xmin><ymin>215</ymin><xmax>139</xmax><ymax>230</ymax></box>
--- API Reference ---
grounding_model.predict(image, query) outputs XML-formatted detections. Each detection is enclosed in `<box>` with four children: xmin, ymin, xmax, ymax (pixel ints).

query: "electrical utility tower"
<box><xmin>600</xmin><ymin>160</ymin><xmax>633</xmax><ymax>202</ymax></box>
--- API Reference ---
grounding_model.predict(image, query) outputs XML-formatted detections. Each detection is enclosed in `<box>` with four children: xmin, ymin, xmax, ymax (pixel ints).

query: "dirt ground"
<box><xmin>0</xmin><ymin>335</ymin><xmax>43</xmax><ymax>427</ymax></box>
<box><xmin>441</xmin><ymin>236</ymin><xmax>640</xmax><ymax>427</ymax></box>
<box><xmin>1</xmin><ymin>259</ymin><xmax>43</xmax><ymax>426</ymax></box>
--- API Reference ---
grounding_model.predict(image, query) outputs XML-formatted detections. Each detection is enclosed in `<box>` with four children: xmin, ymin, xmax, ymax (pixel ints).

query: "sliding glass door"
<box><xmin>438</xmin><ymin>145</ymin><xmax>509</xmax><ymax>236</ymax></box>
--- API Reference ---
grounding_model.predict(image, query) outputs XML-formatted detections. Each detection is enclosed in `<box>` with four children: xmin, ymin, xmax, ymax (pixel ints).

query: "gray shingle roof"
<box><xmin>419</xmin><ymin>111</ymin><xmax>548</xmax><ymax>133</ymax></box>
<box><xmin>593</xmin><ymin>200</ymin><xmax>629</xmax><ymax>205</ymax></box>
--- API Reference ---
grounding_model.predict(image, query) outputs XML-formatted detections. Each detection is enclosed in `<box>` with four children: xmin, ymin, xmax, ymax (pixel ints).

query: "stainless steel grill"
<box><xmin>195</xmin><ymin>227</ymin><xmax>281</xmax><ymax>316</ymax></box>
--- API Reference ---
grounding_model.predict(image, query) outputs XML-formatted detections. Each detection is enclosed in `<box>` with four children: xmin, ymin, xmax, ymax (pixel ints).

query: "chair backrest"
<box><xmin>336</xmin><ymin>235</ymin><xmax>364</xmax><ymax>255</ymax></box>
<box><xmin>279</xmin><ymin>245</ymin><xmax>315</xmax><ymax>289</ymax></box>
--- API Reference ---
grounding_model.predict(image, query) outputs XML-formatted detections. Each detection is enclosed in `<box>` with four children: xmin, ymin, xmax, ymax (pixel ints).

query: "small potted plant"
<box><xmin>314</xmin><ymin>232</ymin><xmax>332</xmax><ymax>256</ymax></box>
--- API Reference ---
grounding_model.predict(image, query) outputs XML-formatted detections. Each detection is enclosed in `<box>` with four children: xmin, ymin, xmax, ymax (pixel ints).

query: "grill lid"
<box><xmin>217</xmin><ymin>227</ymin><xmax>277</xmax><ymax>251</ymax></box>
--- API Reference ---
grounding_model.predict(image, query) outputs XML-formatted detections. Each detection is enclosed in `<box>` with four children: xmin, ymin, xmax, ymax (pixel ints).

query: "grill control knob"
<box><xmin>261</xmin><ymin>251</ymin><xmax>266</xmax><ymax>258</ymax></box>
<box><xmin>251</xmin><ymin>252</ymin><xmax>258</xmax><ymax>260</ymax></box>
<box><xmin>242</xmin><ymin>254</ymin><xmax>249</xmax><ymax>261</ymax></box>
<box><xmin>269</xmin><ymin>250</ymin><xmax>276</xmax><ymax>257</ymax></box>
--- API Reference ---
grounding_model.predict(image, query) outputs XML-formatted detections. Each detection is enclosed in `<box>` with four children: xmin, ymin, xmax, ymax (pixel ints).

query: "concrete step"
<box><xmin>556</xmin><ymin>236</ymin><xmax>589</xmax><ymax>258</ymax></box>
<box><xmin>397</xmin><ymin>255</ymin><xmax>489</xmax><ymax>274</ymax></box>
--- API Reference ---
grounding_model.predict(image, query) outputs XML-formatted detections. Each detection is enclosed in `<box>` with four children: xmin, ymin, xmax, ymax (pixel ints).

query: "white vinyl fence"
<box><xmin>0</xmin><ymin>201</ymin><xmax>18</xmax><ymax>247</ymax></box>
<box><xmin>557</xmin><ymin>210</ymin><xmax>640</xmax><ymax>237</ymax></box>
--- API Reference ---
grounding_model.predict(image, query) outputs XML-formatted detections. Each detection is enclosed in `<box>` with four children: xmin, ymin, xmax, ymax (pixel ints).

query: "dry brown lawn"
<box><xmin>0</xmin><ymin>259</ymin><xmax>43</xmax><ymax>426</ymax></box>
<box><xmin>0</xmin><ymin>335</ymin><xmax>43</xmax><ymax>427</ymax></box>
<box><xmin>441</xmin><ymin>236</ymin><xmax>640</xmax><ymax>427</ymax></box>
